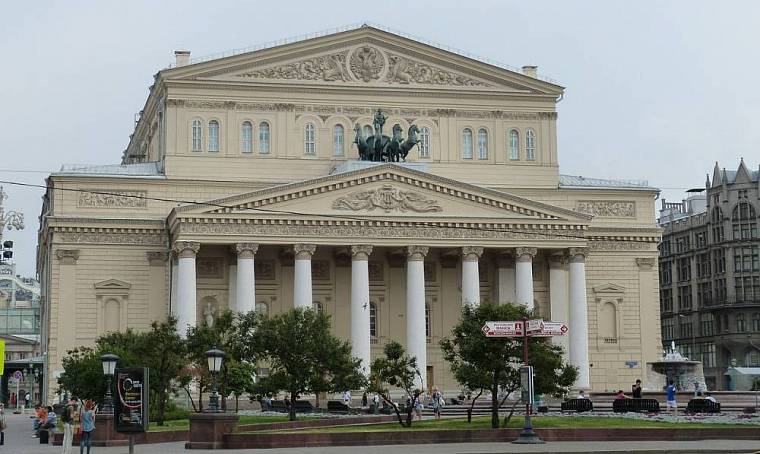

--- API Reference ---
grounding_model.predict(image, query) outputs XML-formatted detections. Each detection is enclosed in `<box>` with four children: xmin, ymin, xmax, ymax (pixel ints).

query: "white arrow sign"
<box><xmin>482</xmin><ymin>321</ymin><xmax>524</xmax><ymax>337</ymax></box>
<box><xmin>530</xmin><ymin>321</ymin><xmax>569</xmax><ymax>337</ymax></box>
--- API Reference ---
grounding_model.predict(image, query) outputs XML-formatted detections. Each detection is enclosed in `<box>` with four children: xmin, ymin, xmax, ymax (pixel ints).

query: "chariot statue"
<box><xmin>353</xmin><ymin>109</ymin><xmax>420</xmax><ymax>162</ymax></box>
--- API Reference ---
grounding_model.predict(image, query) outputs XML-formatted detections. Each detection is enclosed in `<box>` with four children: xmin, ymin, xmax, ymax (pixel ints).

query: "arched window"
<box><xmin>711</xmin><ymin>207</ymin><xmax>724</xmax><ymax>222</ymax></box>
<box><xmin>419</xmin><ymin>127</ymin><xmax>431</xmax><ymax>158</ymax></box>
<box><xmin>241</xmin><ymin>121</ymin><xmax>253</xmax><ymax>153</ymax></box>
<box><xmin>425</xmin><ymin>303</ymin><xmax>431</xmax><ymax>338</ymax></box>
<box><xmin>369</xmin><ymin>302</ymin><xmax>377</xmax><ymax>337</ymax></box>
<box><xmin>333</xmin><ymin>125</ymin><xmax>345</xmax><ymax>156</ymax></box>
<box><xmin>599</xmin><ymin>302</ymin><xmax>617</xmax><ymax>339</ymax></box>
<box><xmin>509</xmin><ymin>129</ymin><xmax>519</xmax><ymax>160</ymax></box>
<box><xmin>255</xmin><ymin>301</ymin><xmax>269</xmax><ymax>317</ymax></box>
<box><xmin>312</xmin><ymin>301</ymin><xmax>323</xmax><ymax>314</ymax></box>
<box><xmin>732</xmin><ymin>202</ymin><xmax>758</xmax><ymax>240</ymax></box>
<box><xmin>477</xmin><ymin>128</ymin><xmax>488</xmax><ymax>159</ymax></box>
<box><xmin>191</xmin><ymin>119</ymin><xmax>203</xmax><ymax>151</ymax></box>
<box><xmin>461</xmin><ymin>128</ymin><xmax>473</xmax><ymax>159</ymax></box>
<box><xmin>746</xmin><ymin>349</ymin><xmax>760</xmax><ymax>366</ymax></box>
<box><xmin>259</xmin><ymin>122</ymin><xmax>270</xmax><ymax>154</ymax></box>
<box><xmin>208</xmin><ymin>120</ymin><xmax>220</xmax><ymax>152</ymax></box>
<box><xmin>104</xmin><ymin>298</ymin><xmax>120</xmax><ymax>332</ymax></box>
<box><xmin>737</xmin><ymin>313</ymin><xmax>746</xmax><ymax>332</ymax></box>
<box><xmin>525</xmin><ymin>129</ymin><xmax>536</xmax><ymax>160</ymax></box>
<box><xmin>304</xmin><ymin>123</ymin><xmax>316</xmax><ymax>155</ymax></box>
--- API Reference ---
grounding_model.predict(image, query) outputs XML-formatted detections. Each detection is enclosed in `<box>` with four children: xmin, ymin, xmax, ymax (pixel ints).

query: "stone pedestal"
<box><xmin>186</xmin><ymin>412</ymin><xmax>239</xmax><ymax>449</ymax></box>
<box><xmin>92</xmin><ymin>413</ymin><xmax>129</xmax><ymax>447</ymax></box>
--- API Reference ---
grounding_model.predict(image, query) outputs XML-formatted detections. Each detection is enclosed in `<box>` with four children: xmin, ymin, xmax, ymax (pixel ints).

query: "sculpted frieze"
<box><xmin>349</xmin><ymin>45</ymin><xmax>385</xmax><ymax>82</ymax></box>
<box><xmin>332</xmin><ymin>185</ymin><xmax>442</xmax><ymax>213</ymax></box>
<box><xmin>78</xmin><ymin>190</ymin><xmax>147</xmax><ymax>208</ymax></box>
<box><xmin>589</xmin><ymin>240</ymin><xmax>653</xmax><ymax>251</ymax></box>
<box><xmin>386</xmin><ymin>53</ymin><xmax>492</xmax><ymax>87</ymax></box>
<box><xmin>576</xmin><ymin>201</ymin><xmax>636</xmax><ymax>218</ymax></box>
<box><xmin>59</xmin><ymin>232</ymin><xmax>166</xmax><ymax>245</ymax></box>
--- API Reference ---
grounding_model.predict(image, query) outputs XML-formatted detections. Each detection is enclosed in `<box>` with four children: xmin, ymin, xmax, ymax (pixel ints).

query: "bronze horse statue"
<box><xmin>388</xmin><ymin>124</ymin><xmax>420</xmax><ymax>162</ymax></box>
<box><xmin>354</xmin><ymin>118</ymin><xmax>421</xmax><ymax>162</ymax></box>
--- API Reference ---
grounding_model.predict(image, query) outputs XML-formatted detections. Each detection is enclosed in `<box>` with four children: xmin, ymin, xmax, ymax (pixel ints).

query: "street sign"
<box><xmin>482</xmin><ymin>321</ymin><xmax>523</xmax><ymax>337</ymax></box>
<box><xmin>525</xmin><ymin>319</ymin><xmax>543</xmax><ymax>333</ymax></box>
<box><xmin>12</xmin><ymin>370</ymin><xmax>22</xmax><ymax>381</ymax></box>
<box><xmin>530</xmin><ymin>322</ymin><xmax>569</xmax><ymax>337</ymax></box>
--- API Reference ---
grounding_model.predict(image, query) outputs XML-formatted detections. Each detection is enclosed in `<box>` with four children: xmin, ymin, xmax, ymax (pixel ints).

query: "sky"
<box><xmin>1</xmin><ymin>0</ymin><xmax>759</xmax><ymax>277</ymax></box>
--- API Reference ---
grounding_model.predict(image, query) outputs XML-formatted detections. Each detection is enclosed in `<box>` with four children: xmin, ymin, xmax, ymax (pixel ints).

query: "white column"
<box><xmin>235</xmin><ymin>243</ymin><xmax>258</xmax><ymax>314</ymax></box>
<box><xmin>515</xmin><ymin>247</ymin><xmax>537</xmax><ymax>311</ymax></box>
<box><xmin>549</xmin><ymin>252</ymin><xmax>570</xmax><ymax>362</ymax></box>
<box><xmin>407</xmin><ymin>245</ymin><xmax>428</xmax><ymax>389</ymax></box>
<box><xmin>170</xmin><ymin>256</ymin><xmax>178</xmax><ymax>317</ymax></box>
<box><xmin>228</xmin><ymin>262</ymin><xmax>237</xmax><ymax>312</ymax></box>
<box><xmin>569</xmin><ymin>247</ymin><xmax>590</xmax><ymax>389</ymax></box>
<box><xmin>496</xmin><ymin>253</ymin><xmax>516</xmax><ymax>305</ymax></box>
<box><xmin>174</xmin><ymin>241</ymin><xmax>200</xmax><ymax>338</ymax></box>
<box><xmin>351</xmin><ymin>245</ymin><xmax>373</xmax><ymax>376</ymax></box>
<box><xmin>461</xmin><ymin>246</ymin><xmax>483</xmax><ymax>306</ymax></box>
<box><xmin>293</xmin><ymin>243</ymin><xmax>316</xmax><ymax>310</ymax></box>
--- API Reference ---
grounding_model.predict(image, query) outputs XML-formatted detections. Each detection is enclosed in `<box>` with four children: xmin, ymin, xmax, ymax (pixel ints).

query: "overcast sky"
<box><xmin>2</xmin><ymin>0</ymin><xmax>759</xmax><ymax>277</ymax></box>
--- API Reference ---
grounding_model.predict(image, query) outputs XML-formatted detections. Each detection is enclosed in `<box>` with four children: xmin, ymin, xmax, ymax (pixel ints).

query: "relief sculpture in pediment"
<box><xmin>386</xmin><ymin>53</ymin><xmax>492</xmax><ymax>87</ymax></box>
<box><xmin>236</xmin><ymin>50</ymin><xmax>350</xmax><ymax>81</ymax></box>
<box><xmin>332</xmin><ymin>184</ymin><xmax>442</xmax><ymax>213</ymax></box>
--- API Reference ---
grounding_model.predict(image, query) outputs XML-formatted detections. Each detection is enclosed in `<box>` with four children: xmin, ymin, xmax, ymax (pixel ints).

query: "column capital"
<box><xmin>56</xmin><ymin>249</ymin><xmax>80</xmax><ymax>265</ymax></box>
<box><xmin>351</xmin><ymin>245</ymin><xmax>373</xmax><ymax>261</ymax></box>
<box><xmin>636</xmin><ymin>257</ymin><xmax>656</xmax><ymax>270</ymax></box>
<box><xmin>173</xmin><ymin>241</ymin><xmax>200</xmax><ymax>258</ymax></box>
<box><xmin>406</xmin><ymin>245</ymin><xmax>429</xmax><ymax>261</ymax></box>
<box><xmin>235</xmin><ymin>242</ymin><xmax>259</xmax><ymax>259</ymax></box>
<box><xmin>461</xmin><ymin>246</ymin><xmax>484</xmax><ymax>262</ymax></box>
<box><xmin>147</xmin><ymin>251</ymin><xmax>169</xmax><ymax>266</ymax></box>
<box><xmin>293</xmin><ymin>243</ymin><xmax>316</xmax><ymax>260</ymax></box>
<box><xmin>548</xmin><ymin>251</ymin><xmax>568</xmax><ymax>269</ymax></box>
<box><xmin>568</xmin><ymin>247</ymin><xmax>589</xmax><ymax>263</ymax></box>
<box><xmin>515</xmin><ymin>247</ymin><xmax>538</xmax><ymax>262</ymax></box>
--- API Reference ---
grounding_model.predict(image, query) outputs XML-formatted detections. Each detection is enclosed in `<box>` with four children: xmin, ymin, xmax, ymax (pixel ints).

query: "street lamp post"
<box><xmin>100</xmin><ymin>353</ymin><xmax>119</xmax><ymax>415</ymax></box>
<box><xmin>204</xmin><ymin>347</ymin><xmax>225</xmax><ymax>413</ymax></box>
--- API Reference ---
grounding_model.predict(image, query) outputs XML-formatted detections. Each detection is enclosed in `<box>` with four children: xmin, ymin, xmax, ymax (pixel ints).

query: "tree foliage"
<box><xmin>368</xmin><ymin>341</ymin><xmax>423</xmax><ymax>427</ymax></box>
<box><xmin>440</xmin><ymin>303</ymin><xmax>577</xmax><ymax>428</ymax></box>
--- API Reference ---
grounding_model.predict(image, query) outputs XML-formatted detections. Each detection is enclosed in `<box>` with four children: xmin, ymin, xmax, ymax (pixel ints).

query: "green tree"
<box><xmin>237</xmin><ymin>308</ymin><xmax>366</xmax><ymax>421</ymax></box>
<box><xmin>368</xmin><ymin>341</ymin><xmax>423</xmax><ymax>428</ymax></box>
<box><xmin>440</xmin><ymin>303</ymin><xmax>577</xmax><ymax>428</ymax></box>
<box><xmin>141</xmin><ymin>317</ymin><xmax>187</xmax><ymax>425</ymax></box>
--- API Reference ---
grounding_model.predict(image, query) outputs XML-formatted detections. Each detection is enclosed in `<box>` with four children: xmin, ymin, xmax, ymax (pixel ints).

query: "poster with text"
<box><xmin>114</xmin><ymin>367</ymin><xmax>149</xmax><ymax>433</ymax></box>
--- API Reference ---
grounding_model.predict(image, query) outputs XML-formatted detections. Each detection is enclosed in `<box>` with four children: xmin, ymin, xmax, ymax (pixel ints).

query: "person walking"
<box><xmin>665</xmin><ymin>381</ymin><xmax>677</xmax><ymax>414</ymax></box>
<box><xmin>632</xmin><ymin>379</ymin><xmax>643</xmax><ymax>398</ymax></box>
<box><xmin>79</xmin><ymin>400</ymin><xmax>95</xmax><ymax>454</ymax></box>
<box><xmin>61</xmin><ymin>397</ymin><xmax>79</xmax><ymax>454</ymax></box>
<box><xmin>431</xmin><ymin>388</ymin><xmax>442</xmax><ymax>421</ymax></box>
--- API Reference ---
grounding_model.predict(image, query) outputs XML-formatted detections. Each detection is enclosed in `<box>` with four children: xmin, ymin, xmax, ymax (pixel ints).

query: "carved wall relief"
<box><xmin>386</xmin><ymin>53</ymin><xmax>492</xmax><ymax>87</ymax></box>
<box><xmin>348</xmin><ymin>45</ymin><xmax>385</xmax><ymax>82</ymax></box>
<box><xmin>197</xmin><ymin>258</ymin><xmax>224</xmax><ymax>278</ymax></box>
<box><xmin>255</xmin><ymin>260</ymin><xmax>276</xmax><ymax>280</ymax></box>
<box><xmin>236</xmin><ymin>51</ymin><xmax>350</xmax><ymax>82</ymax></box>
<box><xmin>332</xmin><ymin>185</ymin><xmax>442</xmax><ymax>213</ymax></box>
<box><xmin>575</xmin><ymin>201</ymin><xmax>636</xmax><ymax>217</ymax></box>
<box><xmin>311</xmin><ymin>260</ymin><xmax>331</xmax><ymax>280</ymax></box>
<box><xmin>78</xmin><ymin>190</ymin><xmax>147</xmax><ymax>208</ymax></box>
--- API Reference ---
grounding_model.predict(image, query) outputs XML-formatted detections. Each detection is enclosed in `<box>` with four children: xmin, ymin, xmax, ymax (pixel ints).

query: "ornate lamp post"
<box><xmin>100</xmin><ymin>353</ymin><xmax>119</xmax><ymax>414</ymax></box>
<box><xmin>204</xmin><ymin>347</ymin><xmax>225</xmax><ymax>413</ymax></box>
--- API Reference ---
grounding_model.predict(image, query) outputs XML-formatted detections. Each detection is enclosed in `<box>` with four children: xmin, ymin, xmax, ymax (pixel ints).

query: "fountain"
<box><xmin>645</xmin><ymin>341</ymin><xmax>707</xmax><ymax>391</ymax></box>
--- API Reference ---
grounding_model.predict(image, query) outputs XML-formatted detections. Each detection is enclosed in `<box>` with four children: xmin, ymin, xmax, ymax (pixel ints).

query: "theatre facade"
<box><xmin>37</xmin><ymin>25</ymin><xmax>661</xmax><ymax>402</ymax></box>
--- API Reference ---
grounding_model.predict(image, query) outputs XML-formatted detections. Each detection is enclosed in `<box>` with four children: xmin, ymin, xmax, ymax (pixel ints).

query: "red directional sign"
<box><xmin>482</xmin><ymin>321</ymin><xmax>524</xmax><ymax>337</ymax></box>
<box><xmin>482</xmin><ymin>320</ymin><xmax>568</xmax><ymax>338</ymax></box>
<box><xmin>530</xmin><ymin>322</ymin><xmax>569</xmax><ymax>337</ymax></box>
<box><xmin>525</xmin><ymin>319</ymin><xmax>544</xmax><ymax>333</ymax></box>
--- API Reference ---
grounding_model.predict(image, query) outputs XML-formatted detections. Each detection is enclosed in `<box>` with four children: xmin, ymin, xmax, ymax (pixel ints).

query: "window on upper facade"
<box><xmin>525</xmin><ymin>129</ymin><xmax>536</xmax><ymax>161</ymax></box>
<box><xmin>425</xmin><ymin>303</ymin><xmax>431</xmax><ymax>338</ymax></box>
<box><xmin>509</xmin><ymin>129</ymin><xmax>519</xmax><ymax>160</ymax></box>
<box><xmin>753</xmin><ymin>313</ymin><xmax>760</xmax><ymax>331</ymax></box>
<box><xmin>304</xmin><ymin>123</ymin><xmax>316</xmax><ymax>155</ymax></box>
<box><xmin>191</xmin><ymin>119</ymin><xmax>203</xmax><ymax>151</ymax></box>
<box><xmin>661</xmin><ymin>288</ymin><xmax>673</xmax><ymax>312</ymax></box>
<box><xmin>700</xmin><ymin>313</ymin><xmax>715</xmax><ymax>336</ymax></box>
<box><xmin>333</xmin><ymin>125</ymin><xmax>345</xmax><ymax>156</ymax></box>
<box><xmin>737</xmin><ymin>313</ymin><xmax>747</xmax><ymax>332</ymax></box>
<box><xmin>746</xmin><ymin>349</ymin><xmax>760</xmax><ymax>366</ymax></box>
<box><xmin>369</xmin><ymin>302</ymin><xmax>377</xmax><ymax>337</ymax></box>
<box><xmin>208</xmin><ymin>120</ymin><xmax>220</xmax><ymax>152</ymax></box>
<box><xmin>662</xmin><ymin>317</ymin><xmax>675</xmax><ymax>340</ymax></box>
<box><xmin>259</xmin><ymin>122</ymin><xmax>270</xmax><ymax>154</ymax></box>
<box><xmin>461</xmin><ymin>128</ymin><xmax>473</xmax><ymax>159</ymax></box>
<box><xmin>477</xmin><ymin>129</ymin><xmax>488</xmax><ymax>159</ymax></box>
<box><xmin>732</xmin><ymin>202</ymin><xmax>758</xmax><ymax>240</ymax></box>
<box><xmin>419</xmin><ymin>127</ymin><xmax>431</xmax><ymax>158</ymax></box>
<box><xmin>241</xmin><ymin>121</ymin><xmax>253</xmax><ymax>153</ymax></box>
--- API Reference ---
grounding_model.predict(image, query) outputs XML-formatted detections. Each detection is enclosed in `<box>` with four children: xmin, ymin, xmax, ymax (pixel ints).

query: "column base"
<box><xmin>185</xmin><ymin>412</ymin><xmax>239</xmax><ymax>449</ymax></box>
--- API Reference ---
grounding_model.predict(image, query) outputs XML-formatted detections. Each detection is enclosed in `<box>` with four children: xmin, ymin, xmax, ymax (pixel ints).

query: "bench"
<box><xmin>327</xmin><ymin>400</ymin><xmax>352</xmax><ymax>413</ymax></box>
<box><xmin>448</xmin><ymin>398</ymin><xmax>462</xmax><ymax>406</ymax></box>
<box><xmin>269</xmin><ymin>400</ymin><xmax>288</xmax><ymax>413</ymax></box>
<box><xmin>686</xmin><ymin>399</ymin><xmax>721</xmax><ymax>413</ymax></box>
<box><xmin>293</xmin><ymin>400</ymin><xmax>313</xmax><ymax>413</ymax></box>
<box><xmin>613</xmin><ymin>398</ymin><xmax>660</xmax><ymax>413</ymax></box>
<box><xmin>560</xmin><ymin>398</ymin><xmax>593</xmax><ymax>413</ymax></box>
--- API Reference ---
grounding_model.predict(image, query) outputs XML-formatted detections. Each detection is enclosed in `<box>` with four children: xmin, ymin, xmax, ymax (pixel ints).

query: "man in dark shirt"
<box><xmin>632</xmin><ymin>379</ymin><xmax>643</xmax><ymax>398</ymax></box>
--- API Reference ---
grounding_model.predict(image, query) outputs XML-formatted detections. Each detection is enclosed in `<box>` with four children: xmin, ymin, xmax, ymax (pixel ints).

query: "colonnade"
<box><xmin>171</xmin><ymin>241</ymin><xmax>590</xmax><ymax>389</ymax></box>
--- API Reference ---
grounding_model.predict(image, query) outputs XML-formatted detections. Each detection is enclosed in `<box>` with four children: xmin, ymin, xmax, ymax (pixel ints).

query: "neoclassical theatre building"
<box><xmin>37</xmin><ymin>25</ymin><xmax>662</xmax><ymax>402</ymax></box>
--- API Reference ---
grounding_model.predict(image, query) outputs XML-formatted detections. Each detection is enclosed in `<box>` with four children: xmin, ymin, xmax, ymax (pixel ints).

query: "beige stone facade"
<box><xmin>37</xmin><ymin>25</ymin><xmax>661</xmax><ymax>403</ymax></box>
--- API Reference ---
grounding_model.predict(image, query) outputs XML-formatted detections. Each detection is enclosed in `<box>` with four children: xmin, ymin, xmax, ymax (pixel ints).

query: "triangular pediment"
<box><xmin>174</xmin><ymin>164</ymin><xmax>590</xmax><ymax>227</ymax></box>
<box><xmin>593</xmin><ymin>283</ymin><xmax>626</xmax><ymax>294</ymax></box>
<box><xmin>162</xmin><ymin>26</ymin><xmax>562</xmax><ymax>94</ymax></box>
<box><xmin>94</xmin><ymin>279</ymin><xmax>132</xmax><ymax>290</ymax></box>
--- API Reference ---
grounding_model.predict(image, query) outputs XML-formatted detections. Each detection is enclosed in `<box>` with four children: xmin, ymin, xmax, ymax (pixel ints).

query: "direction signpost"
<box><xmin>481</xmin><ymin>317</ymin><xmax>569</xmax><ymax>444</ymax></box>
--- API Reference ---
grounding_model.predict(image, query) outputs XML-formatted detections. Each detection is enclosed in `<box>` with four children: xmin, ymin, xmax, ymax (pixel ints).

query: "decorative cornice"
<box><xmin>56</xmin><ymin>249</ymin><xmax>80</xmax><ymax>264</ymax></box>
<box><xmin>293</xmin><ymin>243</ymin><xmax>316</xmax><ymax>260</ymax></box>
<box><xmin>77</xmin><ymin>189</ymin><xmax>147</xmax><ymax>208</ymax></box>
<box><xmin>351</xmin><ymin>245</ymin><xmax>373</xmax><ymax>261</ymax></box>
<box><xmin>146</xmin><ymin>251</ymin><xmax>169</xmax><ymax>265</ymax></box>
<box><xmin>635</xmin><ymin>257</ymin><xmax>656</xmax><ymax>270</ymax></box>
<box><xmin>589</xmin><ymin>240</ymin><xmax>655</xmax><ymax>251</ymax></box>
<box><xmin>515</xmin><ymin>247</ymin><xmax>538</xmax><ymax>261</ymax></box>
<box><xmin>406</xmin><ymin>245</ymin><xmax>429</xmax><ymax>261</ymax></box>
<box><xmin>234</xmin><ymin>243</ymin><xmax>259</xmax><ymax>259</ymax></box>
<box><xmin>173</xmin><ymin>241</ymin><xmax>200</xmax><ymax>258</ymax></box>
<box><xmin>575</xmin><ymin>201</ymin><xmax>636</xmax><ymax>218</ymax></box>
<box><xmin>58</xmin><ymin>232</ymin><xmax>166</xmax><ymax>245</ymax></box>
<box><xmin>461</xmin><ymin>246</ymin><xmax>484</xmax><ymax>262</ymax></box>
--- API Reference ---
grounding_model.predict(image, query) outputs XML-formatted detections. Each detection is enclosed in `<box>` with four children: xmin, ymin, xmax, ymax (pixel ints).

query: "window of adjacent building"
<box><xmin>735</xmin><ymin>276</ymin><xmax>760</xmax><ymax>302</ymax></box>
<box><xmin>700</xmin><ymin>313</ymin><xmax>715</xmax><ymax>336</ymax></box>
<box><xmin>661</xmin><ymin>288</ymin><xmax>673</xmax><ymax>312</ymax></box>
<box><xmin>191</xmin><ymin>119</ymin><xmax>203</xmax><ymax>151</ymax></box>
<box><xmin>461</xmin><ymin>128</ymin><xmax>473</xmax><ymax>159</ymax></box>
<box><xmin>508</xmin><ymin>129</ymin><xmax>519</xmax><ymax>160</ymax></box>
<box><xmin>753</xmin><ymin>313</ymin><xmax>760</xmax><ymax>331</ymax></box>
<box><xmin>425</xmin><ymin>303</ymin><xmax>431</xmax><ymax>338</ymax></box>
<box><xmin>369</xmin><ymin>302</ymin><xmax>377</xmax><ymax>337</ymax></box>
<box><xmin>208</xmin><ymin>120</ymin><xmax>220</xmax><ymax>152</ymax></box>
<box><xmin>333</xmin><ymin>124</ymin><xmax>345</xmax><ymax>156</ymax></box>
<box><xmin>702</xmin><ymin>342</ymin><xmax>716</xmax><ymax>368</ymax></box>
<box><xmin>737</xmin><ymin>313</ymin><xmax>747</xmax><ymax>332</ymax></box>
<box><xmin>477</xmin><ymin>128</ymin><xmax>488</xmax><ymax>159</ymax></box>
<box><xmin>697</xmin><ymin>253</ymin><xmax>711</xmax><ymax>278</ymax></box>
<box><xmin>662</xmin><ymin>317</ymin><xmax>675</xmax><ymax>340</ymax></box>
<box><xmin>419</xmin><ymin>127</ymin><xmax>430</xmax><ymax>158</ymax></box>
<box><xmin>677</xmin><ymin>258</ymin><xmax>691</xmax><ymax>281</ymax></box>
<box><xmin>259</xmin><ymin>122</ymin><xmax>270</xmax><ymax>154</ymax></box>
<box><xmin>679</xmin><ymin>321</ymin><xmax>693</xmax><ymax>339</ymax></box>
<box><xmin>304</xmin><ymin>123</ymin><xmax>316</xmax><ymax>155</ymax></box>
<box><xmin>677</xmin><ymin>285</ymin><xmax>692</xmax><ymax>310</ymax></box>
<box><xmin>733</xmin><ymin>246</ymin><xmax>760</xmax><ymax>273</ymax></box>
<box><xmin>661</xmin><ymin>240</ymin><xmax>671</xmax><ymax>255</ymax></box>
<box><xmin>732</xmin><ymin>202</ymin><xmax>758</xmax><ymax>240</ymax></box>
<box><xmin>661</xmin><ymin>262</ymin><xmax>672</xmax><ymax>285</ymax></box>
<box><xmin>241</xmin><ymin>121</ymin><xmax>253</xmax><ymax>153</ymax></box>
<box><xmin>713</xmin><ymin>250</ymin><xmax>726</xmax><ymax>274</ymax></box>
<box><xmin>746</xmin><ymin>349</ymin><xmax>760</xmax><ymax>366</ymax></box>
<box><xmin>715</xmin><ymin>278</ymin><xmax>727</xmax><ymax>303</ymax></box>
<box><xmin>525</xmin><ymin>129</ymin><xmax>536</xmax><ymax>160</ymax></box>
<box><xmin>697</xmin><ymin>281</ymin><xmax>712</xmax><ymax>307</ymax></box>
<box><xmin>676</xmin><ymin>235</ymin><xmax>690</xmax><ymax>253</ymax></box>
<box><xmin>695</xmin><ymin>230</ymin><xmax>708</xmax><ymax>248</ymax></box>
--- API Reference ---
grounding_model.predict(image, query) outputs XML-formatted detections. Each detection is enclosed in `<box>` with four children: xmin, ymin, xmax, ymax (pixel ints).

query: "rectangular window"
<box><xmin>662</xmin><ymin>317</ymin><xmax>675</xmax><ymax>340</ymax></box>
<box><xmin>677</xmin><ymin>258</ymin><xmax>691</xmax><ymax>281</ymax></box>
<box><xmin>419</xmin><ymin>127</ymin><xmax>430</xmax><ymax>158</ymax></box>
<box><xmin>678</xmin><ymin>285</ymin><xmax>692</xmax><ymax>310</ymax></box>
<box><xmin>661</xmin><ymin>288</ymin><xmax>673</xmax><ymax>312</ymax></box>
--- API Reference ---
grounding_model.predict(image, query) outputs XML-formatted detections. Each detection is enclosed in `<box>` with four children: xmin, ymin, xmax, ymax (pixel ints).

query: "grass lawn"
<box><xmin>248</xmin><ymin>415</ymin><xmax>759</xmax><ymax>433</ymax></box>
<box><xmin>148</xmin><ymin>415</ymin><xmax>317</xmax><ymax>432</ymax></box>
